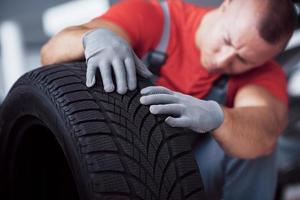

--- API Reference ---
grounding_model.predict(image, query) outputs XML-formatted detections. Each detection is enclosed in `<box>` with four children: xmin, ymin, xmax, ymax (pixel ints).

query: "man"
<box><xmin>40</xmin><ymin>0</ymin><xmax>297</xmax><ymax>199</ymax></box>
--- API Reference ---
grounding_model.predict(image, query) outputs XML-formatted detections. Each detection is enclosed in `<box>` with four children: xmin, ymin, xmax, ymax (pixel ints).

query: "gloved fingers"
<box><xmin>165</xmin><ymin>116</ymin><xmax>190</xmax><ymax>128</ymax></box>
<box><xmin>112</xmin><ymin>59</ymin><xmax>128</xmax><ymax>94</ymax></box>
<box><xmin>149</xmin><ymin>104</ymin><xmax>183</xmax><ymax>116</ymax></box>
<box><xmin>140</xmin><ymin>86</ymin><xmax>173</xmax><ymax>95</ymax></box>
<box><xmin>140</xmin><ymin>94</ymin><xmax>178</xmax><ymax>105</ymax></box>
<box><xmin>133</xmin><ymin>52</ymin><xmax>153</xmax><ymax>78</ymax></box>
<box><xmin>124</xmin><ymin>57</ymin><xmax>137</xmax><ymax>91</ymax></box>
<box><xmin>86</xmin><ymin>61</ymin><xmax>97</xmax><ymax>87</ymax></box>
<box><xmin>98</xmin><ymin>61</ymin><xmax>115</xmax><ymax>92</ymax></box>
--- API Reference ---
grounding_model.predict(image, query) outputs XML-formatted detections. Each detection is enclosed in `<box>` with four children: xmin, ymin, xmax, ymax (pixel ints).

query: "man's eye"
<box><xmin>223</xmin><ymin>38</ymin><xmax>230</xmax><ymax>45</ymax></box>
<box><xmin>238</xmin><ymin>56</ymin><xmax>248</xmax><ymax>65</ymax></box>
<box><xmin>239</xmin><ymin>58</ymin><xmax>247</xmax><ymax>64</ymax></box>
<box><xmin>235</xmin><ymin>54</ymin><xmax>247</xmax><ymax>64</ymax></box>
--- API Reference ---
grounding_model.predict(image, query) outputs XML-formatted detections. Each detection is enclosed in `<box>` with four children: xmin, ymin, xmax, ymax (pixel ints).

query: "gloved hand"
<box><xmin>139</xmin><ymin>86</ymin><xmax>224</xmax><ymax>133</ymax></box>
<box><xmin>82</xmin><ymin>28</ymin><xmax>153</xmax><ymax>94</ymax></box>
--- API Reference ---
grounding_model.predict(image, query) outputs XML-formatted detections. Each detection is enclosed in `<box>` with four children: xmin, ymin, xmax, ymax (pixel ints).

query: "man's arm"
<box><xmin>40</xmin><ymin>19</ymin><xmax>132</xmax><ymax>65</ymax></box>
<box><xmin>213</xmin><ymin>85</ymin><xmax>288</xmax><ymax>159</ymax></box>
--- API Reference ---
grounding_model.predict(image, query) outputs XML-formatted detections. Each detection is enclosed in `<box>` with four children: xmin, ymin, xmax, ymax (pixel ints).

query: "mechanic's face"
<box><xmin>196</xmin><ymin>0</ymin><xmax>285</xmax><ymax>74</ymax></box>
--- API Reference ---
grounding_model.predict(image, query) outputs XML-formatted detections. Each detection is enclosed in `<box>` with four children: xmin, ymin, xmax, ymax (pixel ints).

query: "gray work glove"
<box><xmin>140</xmin><ymin>86</ymin><xmax>224</xmax><ymax>133</ymax></box>
<box><xmin>82</xmin><ymin>28</ymin><xmax>153</xmax><ymax>94</ymax></box>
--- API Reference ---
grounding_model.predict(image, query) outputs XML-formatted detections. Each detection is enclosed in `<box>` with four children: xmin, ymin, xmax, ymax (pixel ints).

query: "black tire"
<box><xmin>0</xmin><ymin>62</ymin><xmax>205</xmax><ymax>200</ymax></box>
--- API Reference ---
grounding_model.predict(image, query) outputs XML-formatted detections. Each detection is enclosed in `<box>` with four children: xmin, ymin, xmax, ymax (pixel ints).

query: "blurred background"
<box><xmin>0</xmin><ymin>0</ymin><xmax>299</xmax><ymax>199</ymax></box>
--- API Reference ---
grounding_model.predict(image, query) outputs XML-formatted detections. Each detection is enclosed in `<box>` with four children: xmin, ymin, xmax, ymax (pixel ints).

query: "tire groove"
<box><xmin>50</xmin><ymin>81</ymin><xmax>83</xmax><ymax>93</ymax></box>
<box><xmin>46</xmin><ymin>74</ymin><xmax>80</xmax><ymax>86</ymax></box>
<box><xmin>185</xmin><ymin>187</ymin><xmax>205</xmax><ymax>199</ymax></box>
<box><xmin>167</xmin><ymin>170</ymin><xmax>199</xmax><ymax>200</ymax></box>
<box><xmin>73</xmin><ymin>119</ymin><xmax>107</xmax><ymax>126</ymax></box>
<box><xmin>146</xmin><ymin>121</ymin><xmax>161</xmax><ymax>155</ymax></box>
<box><xmin>87</xmin><ymin>151</ymin><xmax>158</xmax><ymax>192</ymax></box>
<box><xmin>85</xmin><ymin>150</ymin><xmax>118</xmax><ymax>155</ymax></box>
<box><xmin>91</xmin><ymin>170</ymin><xmax>158</xmax><ymax>199</ymax></box>
<box><xmin>56</xmin><ymin>89</ymin><xmax>88</xmax><ymax>99</ymax></box>
<box><xmin>159</xmin><ymin>119</ymin><xmax>186</xmax><ymax>199</ymax></box>
<box><xmin>38</xmin><ymin>68</ymin><xmax>71</xmax><ymax>83</ymax></box>
<box><xmin>68</xmin><ymin>108</ymin><xmax>101</xmax><ymax>116</ymax></box>
<box><xmin>63</xmin><ymin>98</ymin><xmax>96</xmax><ymax>107</ymax></box>
<box><xmin>138</xmin><ymin>110</ymin><xmax>151</xmax><ymax>137</ymax></box>
<box><xmin>153</xmin><ymin>132</ymin><xmax>188</xmax><ymax>175</ymax></box>
<box><xmin>127</xmin><ymin>89</ymin><xmax>140</xmax><ymax>111</ymax></box>
<box><xmin>133</xmin><ymin>103</ymin><xmax>142</xmax><ymax>118</ymax></box>
<box><xmin>159</xmin><ymin>151</ymin><xmax>191</xmax><ymax>199</ymax></box>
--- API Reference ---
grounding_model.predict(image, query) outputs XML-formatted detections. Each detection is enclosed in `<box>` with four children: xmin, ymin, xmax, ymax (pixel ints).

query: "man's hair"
<box><xmin>258</xmin><ymin>0</ymin><xmax>297</xmax><ymax>45</ymax></box>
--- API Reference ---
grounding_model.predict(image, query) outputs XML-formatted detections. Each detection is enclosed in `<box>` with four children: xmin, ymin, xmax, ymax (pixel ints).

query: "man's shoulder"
<box><xmin>226</xmin><ymin>60</ymin><xmax>287</xmax><ymax>106</ymax></box>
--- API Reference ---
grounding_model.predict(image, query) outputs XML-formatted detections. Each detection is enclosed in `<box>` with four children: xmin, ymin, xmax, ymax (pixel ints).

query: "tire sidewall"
<box><xmin>0</xmin><ymin>83</ymin><xmax>91</xmax><ymax>200</ymax></box>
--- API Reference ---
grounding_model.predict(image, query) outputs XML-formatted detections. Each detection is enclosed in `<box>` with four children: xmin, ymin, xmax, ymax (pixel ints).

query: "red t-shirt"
<box><xmin>97</xmin><ymin>0</ymin><xmax>288</xmax><ymax>107</ymax></box>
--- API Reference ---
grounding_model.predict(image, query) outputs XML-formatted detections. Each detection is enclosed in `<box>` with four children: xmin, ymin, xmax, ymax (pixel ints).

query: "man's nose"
<box><xmin>215</xmin><ymin>46</ymin><xmax>235</xmax><ymax>68</ymax></box>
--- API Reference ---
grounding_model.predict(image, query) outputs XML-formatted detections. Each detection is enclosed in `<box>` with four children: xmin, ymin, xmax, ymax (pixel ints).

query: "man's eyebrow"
<box><xmin>224</xmin><ymin>33</ymin><xmax>256</xmax><ymax>65</ymax></box>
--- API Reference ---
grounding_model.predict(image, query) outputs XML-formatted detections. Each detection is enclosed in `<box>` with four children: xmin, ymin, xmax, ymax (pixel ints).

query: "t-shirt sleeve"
<box><xmin>95</xmin><ymin>0</ymin><xmax>164</xmax><ymax>57</ymax></box>
<box><xmin>227</xmin><ymin>60</ymin><xmax>288</xmax><ymax>107</ymax></box>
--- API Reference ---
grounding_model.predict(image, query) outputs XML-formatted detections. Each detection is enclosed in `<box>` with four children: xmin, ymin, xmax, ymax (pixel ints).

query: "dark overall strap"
<box><xmin>142</xmin><ymin>1</ymin><xmax>170</xmax><ymax>75</ymax></box>
<box><xmin>204</xmin><ymin>75</ymin><xmax>229</xmax><ymax>105</ymax></box>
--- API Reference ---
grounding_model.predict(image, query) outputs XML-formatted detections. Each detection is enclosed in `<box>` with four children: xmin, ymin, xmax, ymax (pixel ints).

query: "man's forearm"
<box><xmin>212</xmin><ymin>106</ymin><xmax>286</xmax><ymax>159</ymax></box>
<box><xmin>41</xmin><ymin>26</ymin><xmax>88</xmax><ymax>65</ymax></box>
<box><xmin>40</xmin><ymin>19</ymin><xmax>133</xmax><ymax>66</ymax></box>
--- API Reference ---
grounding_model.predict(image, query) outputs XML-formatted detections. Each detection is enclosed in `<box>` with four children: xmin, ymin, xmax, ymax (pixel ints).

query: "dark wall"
<box><xmin>109</xmin><ymin>0</ymin><xmax>221</xmax><ymax>7</ymax></box>
<box><xmin>0</xmin><ymin>0</ymin><xmax>72</xmax><ymax>46</ymax></box>
<box><xmin>184</xmin><ymin>0</ymin><xmax>221</xmax><ymax>6</ymax></box>
<box><xmin>0</xmin><ymin>0</ymin><xmax>222</xmax><ymax>47</ymax></box>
